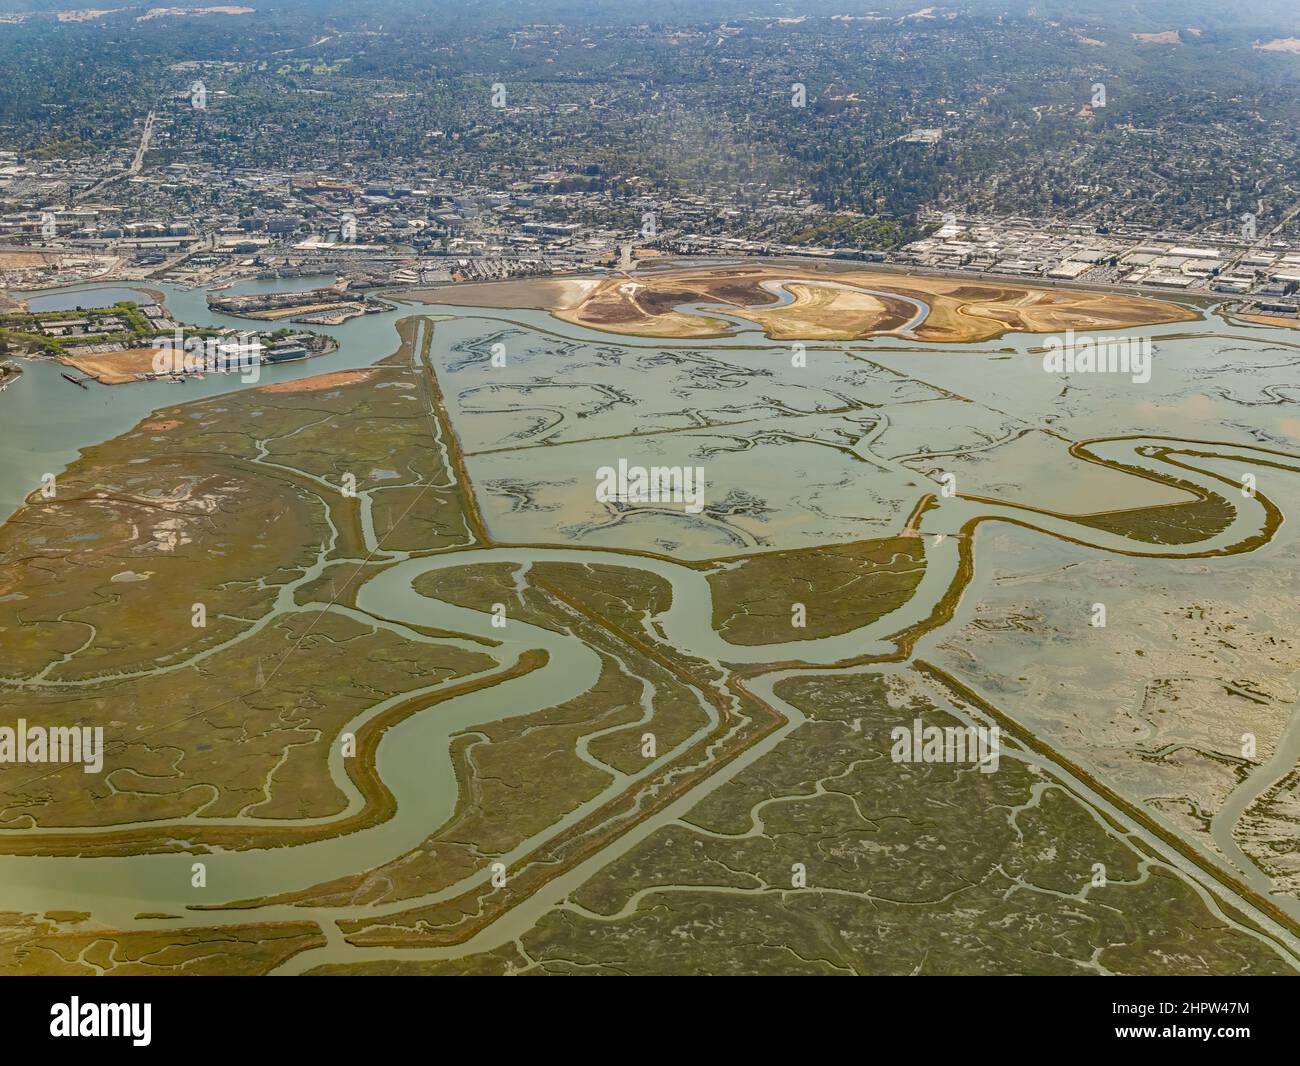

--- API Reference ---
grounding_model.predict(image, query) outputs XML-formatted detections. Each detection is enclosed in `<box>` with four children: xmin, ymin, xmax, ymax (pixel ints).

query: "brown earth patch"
<box><xmin>261</xmin><ymin>369</ymin><xmax>374</xmax><ymax>393</ymax></box>
<box><xmin>60</xmin><ymin>348</ymin><xmax>167</xmax><ymax>385</ymax></box>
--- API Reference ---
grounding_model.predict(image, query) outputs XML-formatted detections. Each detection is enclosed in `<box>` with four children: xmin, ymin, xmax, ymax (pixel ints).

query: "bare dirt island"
<box><xmin>1232</xmin><ymin>312</ymin><xmax>1300</xmax><ymax>331</ymax></box>
<box><xmin>402</xmin><ymin>275</ymin><xmax>601</xmax><ymax>312</ymax></box>
<box><xmin>261</xmin><ymin>368</ymin><xmax>374</xmax><ymax>392</ymax></box>
<box><xmin>547</xmin><ymin>264</ymin><xmax>1199</xmax><ymax>343</ymax></box>
<box><xmin>59</xmin><ymin>347</ymin><xmax>168</xmax><ymax>385</ymax></box>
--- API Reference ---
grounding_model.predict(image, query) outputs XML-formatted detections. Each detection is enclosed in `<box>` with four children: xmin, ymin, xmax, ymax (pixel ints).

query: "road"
<box><xmin>127</xmin><ymin>110</ymin><xmax>156</xmax><ymax>176</ymax></box>
<box><xmin>75</xmin><ymin>110</ymin><xmax>156</xmax><ymax>201</ymax></box>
